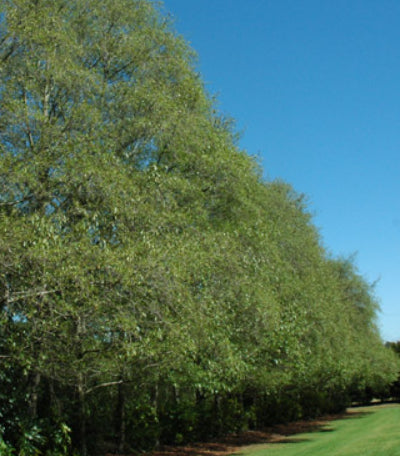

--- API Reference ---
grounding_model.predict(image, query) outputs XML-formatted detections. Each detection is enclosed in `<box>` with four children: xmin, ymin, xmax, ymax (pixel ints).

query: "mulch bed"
<box><xmin>105</xmin><ymin>405</ymin><xmax>395</xmax><ymax>456</ymax></box>
<box><xmin>106</xmin><ymin>411</ymin><xmax>353</xmax><ymax>456</ymax></box>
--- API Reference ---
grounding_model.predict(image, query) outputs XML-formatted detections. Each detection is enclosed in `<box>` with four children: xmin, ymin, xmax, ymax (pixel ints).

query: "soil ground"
<box><xmin>107</xmin><ymin>405</ymin><xmax>393</xmax><ymax>456</ymax></box>
<box><xmin>147</xmin><ymin>411</ymin><xmax>352</xmax><ymax>456</ymax></box>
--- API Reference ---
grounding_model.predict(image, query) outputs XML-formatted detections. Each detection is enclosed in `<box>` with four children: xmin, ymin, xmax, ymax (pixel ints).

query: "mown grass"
<box><xmin>238</xmin><ymin>404</ymin><xmax>400</xmax><ymax>456</ymax></box>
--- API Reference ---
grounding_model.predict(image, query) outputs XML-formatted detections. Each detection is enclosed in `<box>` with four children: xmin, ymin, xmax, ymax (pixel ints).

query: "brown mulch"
<box><xmin>105</xmin><ymin>406</ymin><xmax>380</xmax><ymax>456</ymax></box>
<box><xmin>148</xmin><ymin>415</ymin><xmax>342</xmax><ymax>456</ymax></box>
<box><xmin>106</xmin><ymin>410</ymin><xmax>361</xmax><ymax>456</ymax></box>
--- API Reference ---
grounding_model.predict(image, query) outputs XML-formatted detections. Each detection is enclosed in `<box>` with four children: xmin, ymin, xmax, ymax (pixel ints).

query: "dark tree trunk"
<box><xmin>29</xmin><ymin>371</ymin><xmax>41</xmax><ymax>419</ymax></box>
<box><xmin>49</xmin><ymin>377</ymin><xmax>61</xmax><ymax>417</ymax></box>
<box><xmin>116</xmin><ymin>381</ymin><xmax>126</xmax><ymax>453</ymax></box>
<box><xmin>78</xmin><ymin>377</ymin><xmax>87</xmax><ymax>456</ymax></box>
<box><xmin>213</xmin><ymin>393</ymin><xmax>222</xmax><ymax>434</ymax></box>
<box><xmin>152</xmin><ymin>383</ymin><xmax>160</xmax><ymax>449</ymax></box>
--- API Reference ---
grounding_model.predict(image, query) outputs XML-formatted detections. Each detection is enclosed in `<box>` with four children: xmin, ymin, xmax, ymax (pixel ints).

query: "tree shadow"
<box><xmin>273</xmin><ymin>437</ymin><xmax>312</xmax><ymax>444</ymax></box>
<box><xmin>118</xmin><ymin>407</ymin><xmax>377</xmax><ymax>456</ymax></box>
<box><xmin>145</xmin><ymin>418</ymin><xmax>337</xmax><ymax>456</ymax></box>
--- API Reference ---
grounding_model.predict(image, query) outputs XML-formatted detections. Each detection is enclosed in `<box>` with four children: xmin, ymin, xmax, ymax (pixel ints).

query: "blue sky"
<box><xmin>163</xmin><ymin>0</ymin><xmax>400</xmax><ymax>342</ymax></box>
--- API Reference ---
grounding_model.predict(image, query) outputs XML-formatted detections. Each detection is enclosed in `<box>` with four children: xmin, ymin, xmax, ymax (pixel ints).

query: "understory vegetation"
<box><xmin>0</xmin><ymin>1</ymin><xmax>399</xmax><ymax>455</ymax></box>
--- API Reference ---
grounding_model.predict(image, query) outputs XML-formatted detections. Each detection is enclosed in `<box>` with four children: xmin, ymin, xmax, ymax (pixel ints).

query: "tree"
<box><xmin>1</xmin><ymin>1</ymin><xmax>398</xmax><ymax>453</ymax></box>
<box><xmin>0</xmin><ymin>0</ymin><xmax>261</xmax><ymax>452</ymax></box>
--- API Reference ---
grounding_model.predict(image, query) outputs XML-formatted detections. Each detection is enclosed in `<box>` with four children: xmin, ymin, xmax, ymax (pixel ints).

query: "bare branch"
<box><xmin>85</xmin><ymin>380</ymin><xmax>124</xmax><ymax>395</ymax></box>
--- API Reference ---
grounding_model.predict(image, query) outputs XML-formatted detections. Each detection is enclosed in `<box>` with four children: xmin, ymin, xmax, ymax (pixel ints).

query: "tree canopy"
<box><xmin>0</xmin><ymin>1</ymin><xmax>398</xmax><ymax>455</ymax></box>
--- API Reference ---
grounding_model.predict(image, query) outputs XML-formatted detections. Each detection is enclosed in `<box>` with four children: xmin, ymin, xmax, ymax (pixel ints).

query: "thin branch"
<box><xmin>0</xmin><ymin>41</ymin><xmax>16</xmax><ymax>63</ymax></box>
<box><xmin>22</xmin><ymin>90</ymin><xmax>35</xmax><ymax>150</ymax></box>
<box><xmin>85</xmin><ymin>380</ymin><xmax>124</xmax><ymax>395</ymax></box>
<box><xmin>0</xmin><ymin>198</ymin><xmax>26</xmax><ymax>206</ymax></box>
<box><xmin>8</xmin><ymin>289</ymin><xmax>60</xmax><ymax>304</ymax></box>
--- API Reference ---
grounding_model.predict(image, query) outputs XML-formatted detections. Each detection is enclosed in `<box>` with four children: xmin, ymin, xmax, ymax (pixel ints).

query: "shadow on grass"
<box><xmin>144</xmin><ymin>416</ymin><xmax>343</xmax><ymax>456</ymax></box>
<box><xmin>110</xmin><ymin>408</ymin><xmax>377</xmax><ymax>456</ymax></box>
<box><xmin>272</xmin><ymin>437</ymin><xmax>312</xmax><ymax>444</ymax></box>
<box><xmin>338</xmin><ymin>411</ymin><xmax>372</xmax><ymax>420</ymax></box>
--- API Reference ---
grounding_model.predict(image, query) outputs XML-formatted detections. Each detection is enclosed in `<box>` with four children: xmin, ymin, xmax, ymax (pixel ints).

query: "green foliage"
<box><xmin>385</xmin><ymin>341</ymin><xmax>400</xmax><ymax>400</ymax></box>
<box><xmin>0</xmin><ymin>437</ymin><xmax>14</xmax><ymax>456</ymax></box>
<box><xmin>0</xmin><ymin>0</ymin><xmax>398</xmax><ymax>454</ymax></box>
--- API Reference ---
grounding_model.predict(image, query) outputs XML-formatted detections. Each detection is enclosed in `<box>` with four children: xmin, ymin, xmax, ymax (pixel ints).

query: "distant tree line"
<box><xmin>0</xmin><ymin>1</ymin><xmax>398</xmax><ymax>455</ymax></box>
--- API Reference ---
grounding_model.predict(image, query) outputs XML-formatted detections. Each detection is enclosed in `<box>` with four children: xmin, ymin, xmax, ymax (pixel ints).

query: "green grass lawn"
<box><xmin>238</xmin><ymin>404</ymin><xmax>400</xmax><ymax>456</ymax></box>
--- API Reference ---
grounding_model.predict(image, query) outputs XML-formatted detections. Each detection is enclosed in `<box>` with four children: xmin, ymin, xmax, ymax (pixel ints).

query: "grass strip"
<box><xmin>238</xmin><ymin>404</ymin><xmax>400</xmax><ymax>456</ymax></box>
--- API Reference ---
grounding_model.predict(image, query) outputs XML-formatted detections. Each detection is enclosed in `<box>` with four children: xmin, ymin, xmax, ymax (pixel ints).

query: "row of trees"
<box><xmin>0</xmin><ymin>1</ymin><xmax>398</xmax><ymax>455</ymax></box>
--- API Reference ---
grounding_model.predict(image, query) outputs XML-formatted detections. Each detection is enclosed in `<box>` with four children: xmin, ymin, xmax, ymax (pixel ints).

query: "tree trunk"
<box><xmin>29</xmin><ymin>371</ymin><xmax>41</xmax><ymax>419</ymax></box>
<box><xmin>49</xmin><ymin>377</ymin><xmax>61</xmax><ymax>417</ymax></box>
<box><xmin>213</xmin><ymin>393</ymin><xmax>222</xmax><ymax>434</ymax></box>
<box><xmin>78</xmin><ymin>376</ymin><xmax>87</xmax><ymax>456</ymax></box>
<box><xmin>152</xmin><ymin>383</ymin><xmax>160</xmax><ymax>449</ymax></box>
<box><xmin>116</xmin><ymin>381</ymin><xmax>126</xmax><ymax>453</ymax></box>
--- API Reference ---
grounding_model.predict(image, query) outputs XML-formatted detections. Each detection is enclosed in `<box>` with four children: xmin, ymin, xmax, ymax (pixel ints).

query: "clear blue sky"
<box><xmin>162</xmin><ymin>0</ymin><xmax>400</xmax><ymax>342</ymax></box>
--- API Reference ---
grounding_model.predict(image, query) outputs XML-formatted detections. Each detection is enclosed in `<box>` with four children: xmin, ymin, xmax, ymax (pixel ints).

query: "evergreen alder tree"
<box><xmin>0</xmin><ymin>0</ymin><xmax>263</xmax><ymax>452</ymax></box>
<box><xmin>0</xmin><ymin>1</ymin><xmax>398</xmax><ymax>455</ymax></box>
